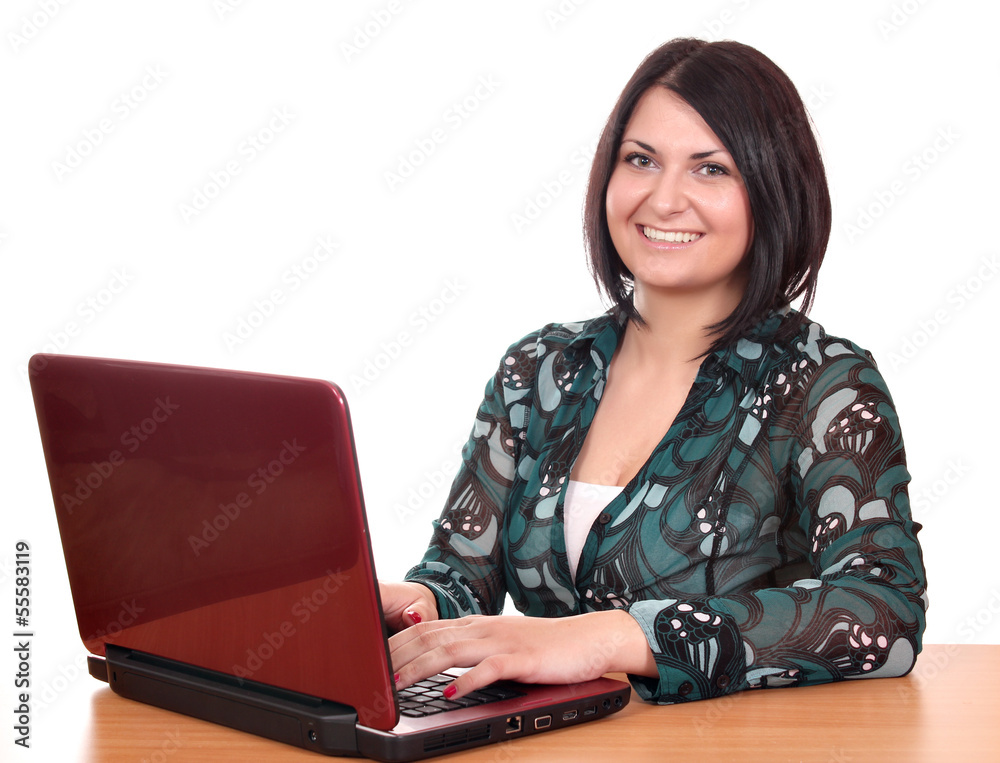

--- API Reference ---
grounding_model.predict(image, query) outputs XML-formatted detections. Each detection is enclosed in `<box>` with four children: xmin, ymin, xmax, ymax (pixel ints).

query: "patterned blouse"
<box><xmin>404</xmin><ymin>308</ymin><xmax>927</xmax><ymax>703</ymax></box>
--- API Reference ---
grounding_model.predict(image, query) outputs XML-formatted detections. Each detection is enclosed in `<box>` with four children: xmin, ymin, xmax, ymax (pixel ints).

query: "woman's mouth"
<box><xmin>641</xmin><ymin>226</ymin><xmax>703</xmax><ymax>243</ymax></box>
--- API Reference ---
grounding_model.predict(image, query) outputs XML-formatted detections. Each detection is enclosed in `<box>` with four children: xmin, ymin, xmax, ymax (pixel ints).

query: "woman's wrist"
<box><xmin>583</xmin><ymin>609</ymin><xmax>658</xmax><ymax>678</ymax></box>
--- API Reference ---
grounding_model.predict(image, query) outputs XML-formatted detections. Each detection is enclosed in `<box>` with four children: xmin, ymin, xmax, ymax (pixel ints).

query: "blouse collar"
<box><xmin>568</xmin><ymin>304</ymin><xmax>800</xmax><ymax>386</ymax></box>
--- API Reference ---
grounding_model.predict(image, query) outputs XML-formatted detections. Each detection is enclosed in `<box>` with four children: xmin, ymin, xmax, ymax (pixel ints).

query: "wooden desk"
<box><xmin>54</xmin><ymin>644</ymin><xmax>1000</xmax><ymax>762</ymax></box>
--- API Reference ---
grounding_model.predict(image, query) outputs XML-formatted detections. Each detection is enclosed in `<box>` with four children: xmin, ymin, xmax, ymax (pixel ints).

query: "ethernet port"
<box><xmin>505</xmin><ymin>715</ymin><xmax>523</xmax><ymax>735</ymax></box>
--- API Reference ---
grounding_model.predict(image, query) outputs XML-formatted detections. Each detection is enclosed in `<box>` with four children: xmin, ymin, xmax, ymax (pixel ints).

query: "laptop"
<box><xmin>28</xmin><ymin>353</ymin><xmax>631</xmax><ymax>760</ymax></box>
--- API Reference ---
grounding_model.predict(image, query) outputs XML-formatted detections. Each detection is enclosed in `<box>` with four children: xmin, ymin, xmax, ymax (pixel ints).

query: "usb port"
<box><xmin>562</xmin><ymin>710</ymin><xmax>578</xmax><ymax>721</ymax></box>
<box><xmin>534</xmin><ymin>715</ymin><xmax>552</xmax><ymax>730</ymax></box>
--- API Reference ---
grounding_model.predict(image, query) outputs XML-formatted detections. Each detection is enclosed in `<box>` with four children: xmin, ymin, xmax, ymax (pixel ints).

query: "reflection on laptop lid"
<box><xmin>29</xmin><ymin>354</ymin><xmax>630</xmax><ymax>760</ymax></box>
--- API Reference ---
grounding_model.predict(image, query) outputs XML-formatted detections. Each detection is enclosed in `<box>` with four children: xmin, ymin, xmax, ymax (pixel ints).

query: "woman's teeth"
<box><xmin>642</xmin><ymin>227</ymin><xmax>702</xmax><ymax>243</ymax></box>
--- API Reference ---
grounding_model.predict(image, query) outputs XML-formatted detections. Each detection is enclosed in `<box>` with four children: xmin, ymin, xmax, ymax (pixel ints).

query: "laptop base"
<box><xmin>98</xmin><ymin>644</ymin><xmax>361</xmax><ymax>756</ymax></box>
<box><xmin>94</xmin><ymin>645</ymin><xmax>631</xmax><ymax>761</ymax></box>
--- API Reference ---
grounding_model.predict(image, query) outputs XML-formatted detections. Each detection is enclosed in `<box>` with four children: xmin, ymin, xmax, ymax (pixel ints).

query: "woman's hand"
<box><xmin>389</xmin><ymin>610</ymin><xmax>657</xmax><ymax>698</ymax></box>
<box><xmin>379</xmin><ymin>581</ymin><xmax>439</xmax><ymax>634</ymax></box>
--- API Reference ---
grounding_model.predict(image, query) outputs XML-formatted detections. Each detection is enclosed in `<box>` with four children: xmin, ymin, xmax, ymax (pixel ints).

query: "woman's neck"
<box><xmin>623</xmin><ymin>281</ymin><xmax>741</xmax><ymax>368</ymax></box>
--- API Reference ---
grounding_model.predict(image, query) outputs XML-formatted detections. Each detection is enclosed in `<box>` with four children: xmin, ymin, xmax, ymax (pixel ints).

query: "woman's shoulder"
<box><xmin>503</xmin><ymin>312</ymin><xmax>617</xmax><ymax>353</ymax></box>
<box><xmin>759</xmin><ymin>310</ymin><xmax>880</xmax><ymax>369</ymax></box>
<box><xmin>498</xmin><ymin>312</ymin><xmax>618</xmax><ymax>365</ymax></box>
<box><xmin>761</xmin><ymin>311</ymin><xmax>895</xmax><ymax>402</ymax></box>
<box><xmin>492</xmin><ymin>312</ymin><xmax>618</xmax><ymax>393</ymax></box>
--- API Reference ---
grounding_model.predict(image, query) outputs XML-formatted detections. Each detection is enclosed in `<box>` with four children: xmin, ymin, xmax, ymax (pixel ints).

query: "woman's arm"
<box><xmin>621</xmin><ymin>342</ymin><xmax>927</xmax><ymax>703</ymax></box>
<box><xmin>400</xmin><ymin>336</ymin><xmax>526</xmax><ymax>619</ymax></box>
<box><xmin>390</xmin><ymin>609</ymin><xmax>656</xmax><ymax>695</ymax></box>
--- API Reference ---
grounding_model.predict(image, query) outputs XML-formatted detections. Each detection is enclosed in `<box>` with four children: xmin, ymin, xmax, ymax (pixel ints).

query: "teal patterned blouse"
<box><xmin>405</xmin><ymin>308</ymin><xmax>927</xmax><ymax>703</ymax></box>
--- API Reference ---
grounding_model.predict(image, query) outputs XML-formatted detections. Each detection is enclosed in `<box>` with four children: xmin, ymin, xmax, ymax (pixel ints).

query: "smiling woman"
<box><xmin>586</xmin><ymin>38</ymin><xmax>831</xmax><ymax>351</ymax></box>
<box><xmin>380</xmin><ymin>38</ymin><xmax>926</xmax><ymax>708</ymax></box>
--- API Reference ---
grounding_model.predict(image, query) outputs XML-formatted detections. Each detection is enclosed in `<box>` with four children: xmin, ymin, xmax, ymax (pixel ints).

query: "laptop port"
<box><xmin>562</xmin><ymin>710</ymin><xmax>578</xmax><ymax>721</ymax></box>
<box><xmin>505</xmin><ymin>715</ymin><xmax>522</xmax><ymax>734</ymax></box>
<box><xmin>614</xmin><ymin>695</ymin><xmax>624</xmax><ymax>708</ymax></box>
<box><xmin>583</xmin><ymin>705</ymin><xmax>597</xmax><ymax>716</ymax></box>
<box><xmin>534</xmin><ymin>715</ymin><xmax>552</xmax><ymax>730</ymax></box>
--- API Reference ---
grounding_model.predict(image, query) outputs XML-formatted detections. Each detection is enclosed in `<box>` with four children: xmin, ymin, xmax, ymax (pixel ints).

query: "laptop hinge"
<box><xmin>103</xmin><ymin>644</ymin><xmax>360</xmax><ymax>756</ymax></box>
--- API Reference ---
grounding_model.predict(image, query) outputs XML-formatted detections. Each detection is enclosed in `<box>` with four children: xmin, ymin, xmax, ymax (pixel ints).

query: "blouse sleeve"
<box><xmin>403</xmin><ymin>346</ymin><xmax>520</xmax><ymax>618</ymax></box>
<box><xmin>624</xmin><ymin>344</ymin><xmax>928</xmax><ymax>703</ymax></box>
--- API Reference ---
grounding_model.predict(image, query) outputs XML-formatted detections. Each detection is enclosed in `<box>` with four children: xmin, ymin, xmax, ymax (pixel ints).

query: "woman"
<box><xmin>381</xmin><ymin>38</ymin><xmax>927</xmax><ymax>704</ymax></box>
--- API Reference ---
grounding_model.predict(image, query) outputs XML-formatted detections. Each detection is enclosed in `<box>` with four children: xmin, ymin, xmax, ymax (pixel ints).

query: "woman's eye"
<box><xmin>625</xmin><ymin>152</ymin><xmax>653</xmax><ymax>168</ymax></box>
<box><xmin>699</xmin><ymin>163</ymin><xmax>729</xmax><ymax>177</ymax></box>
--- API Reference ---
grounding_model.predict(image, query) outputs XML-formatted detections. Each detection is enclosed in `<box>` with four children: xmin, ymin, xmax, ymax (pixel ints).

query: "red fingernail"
<box><xmin>406</xmin><ymin>610</ymin><xmax>422</xmax><ymax>625</ymax></box>
<box><xmin>394</xmin><ymin>673</ymin><xmax>400</xmax><ymax>683</ymax></box>
<box><xmin>443</xmin><ymin>685</ymin><xmax>457</xmax><ymax>699</ymax></box>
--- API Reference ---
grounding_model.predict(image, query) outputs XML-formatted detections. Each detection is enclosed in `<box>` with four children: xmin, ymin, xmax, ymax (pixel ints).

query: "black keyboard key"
<box><xmin>479</xmin><ymin>686</ymin><xmax>524</xmax><ymax>700</ymax></box>
<box><xmin>425</xmin><ymin>699</ymin><xmax>460</xmax><ymax>712</ymax></box>
<box><xmin>462</xmin><ymin>690</ymin><xmax>498</xmax><ymax>703</ymax></box>
<box><xmin>450</xmin><ymin>696</ymin><xmax>485</xmax><ymax>708</ymax></box>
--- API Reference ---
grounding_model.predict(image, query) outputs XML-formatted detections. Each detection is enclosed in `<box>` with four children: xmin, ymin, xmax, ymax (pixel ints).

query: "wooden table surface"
<box><xmin>38</xmin><ymin>644</ymin><xmax>1000</xmax><ymax>762</ymax></box>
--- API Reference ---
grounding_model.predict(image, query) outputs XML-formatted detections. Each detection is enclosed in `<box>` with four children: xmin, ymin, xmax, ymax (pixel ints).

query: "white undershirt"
<box><xmin>563</xmin><ymin>479</ymin><xmax>623</xmax><ymax>583</ymax></box>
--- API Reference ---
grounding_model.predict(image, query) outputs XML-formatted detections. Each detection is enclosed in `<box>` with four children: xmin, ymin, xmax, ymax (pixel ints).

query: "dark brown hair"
<box><xmin>584</xmin><ymin>38</ymin><xmax>831</xmax><ymax>351</ymax></box>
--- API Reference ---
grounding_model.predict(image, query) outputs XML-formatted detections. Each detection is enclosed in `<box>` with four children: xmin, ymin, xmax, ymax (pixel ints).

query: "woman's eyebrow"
<box><xmin>621</xmin><ymin>140</ymin><xmax>727</xmax><ymax>161</ymax></box>
<box><xmin>622</xmin><ymin>139</ymin><xmax>657</xmax><ymax>154</ymax></box>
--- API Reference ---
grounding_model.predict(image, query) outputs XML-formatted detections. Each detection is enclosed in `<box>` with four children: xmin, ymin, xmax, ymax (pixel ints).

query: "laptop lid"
<box><xmin>29</xmin><ymin>353</ymin><xmax>399</xmax><ymax>730</ymax></box>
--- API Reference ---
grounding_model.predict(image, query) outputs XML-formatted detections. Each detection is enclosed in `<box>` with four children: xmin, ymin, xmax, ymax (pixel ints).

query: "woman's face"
<box><xmin>605</xmin><ymin>88</ymin><xmax>753</xmax><ymax>306</ymax></box>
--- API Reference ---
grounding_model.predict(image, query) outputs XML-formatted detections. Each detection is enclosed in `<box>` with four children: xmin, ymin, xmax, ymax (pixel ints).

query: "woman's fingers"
<box><xmin>390</xmin><ymin>616</ymin><xmax>557</xmax><ymax>696</ymax></box>
<box><xmin>390</xmin><ymin>617</ymin><xmax>486</xmax><ymax>688</ymax></box>
<box><xmin>436</xmin><ymin>654</ymin><xmax>514</xmax><ymax>700</ymax></box>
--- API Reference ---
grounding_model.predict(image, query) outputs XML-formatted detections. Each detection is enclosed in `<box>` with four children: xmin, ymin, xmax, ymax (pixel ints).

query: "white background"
<box><xmin>2</xmin><ymin>0</ymin><xmax>998</xmax><ymax>752</ymax></box>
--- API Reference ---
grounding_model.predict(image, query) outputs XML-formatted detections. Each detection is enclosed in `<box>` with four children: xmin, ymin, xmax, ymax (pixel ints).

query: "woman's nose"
<box><xmin>646</xmin><ymin>171</ymin><xmax>689</xmax><ymax>215</ymax></box>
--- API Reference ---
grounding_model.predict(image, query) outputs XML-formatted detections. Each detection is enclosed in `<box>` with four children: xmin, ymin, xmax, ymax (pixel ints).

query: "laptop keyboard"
<box><xmin>397</xmin><ymin>674</ymin><xmax>525</xmax><ymax>718</ymax></box>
